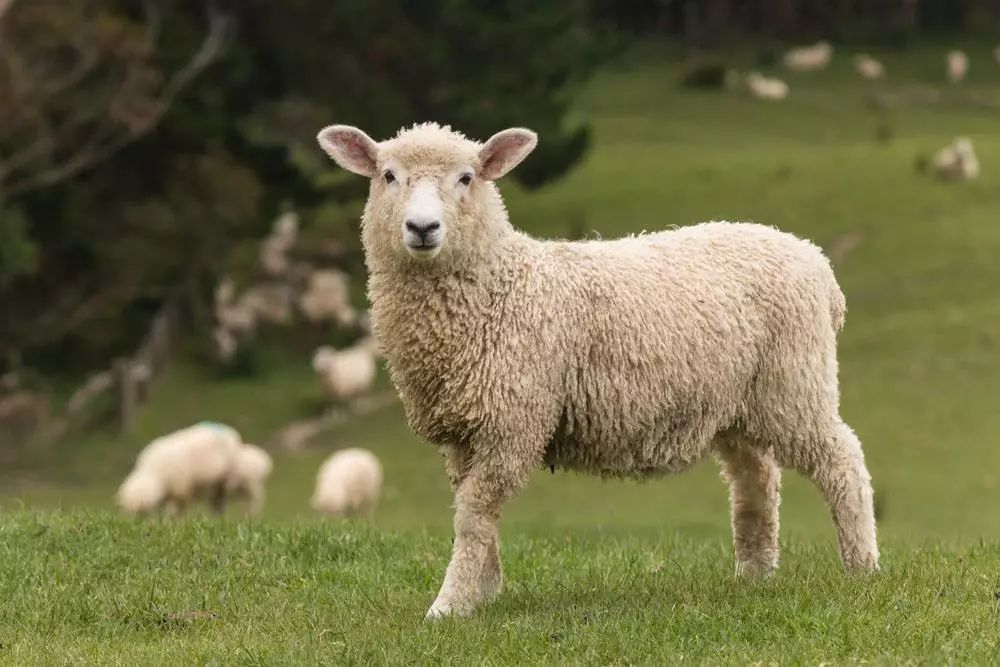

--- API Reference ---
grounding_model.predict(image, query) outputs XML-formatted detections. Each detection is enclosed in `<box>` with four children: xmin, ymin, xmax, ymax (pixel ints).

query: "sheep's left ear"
<box><xmin>317</xmin><ymin>125</ymin><xmax>379</xmax><ymax>178</ymax></box>
<box><xmin>478</xmin><ymin>128</ymin><xmax>537</xmax><ymax>180</ymax></box>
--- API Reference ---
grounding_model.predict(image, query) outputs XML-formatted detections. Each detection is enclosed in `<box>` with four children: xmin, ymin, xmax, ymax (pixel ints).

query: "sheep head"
<box><xmin>317</xmin><ymin>122</ymin><xmax>536</xmax><ymax>270</ymax></box>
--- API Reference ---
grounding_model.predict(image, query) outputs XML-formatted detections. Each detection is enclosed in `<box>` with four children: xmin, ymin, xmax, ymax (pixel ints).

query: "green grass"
<box><xmin>1</xmin><ymin>512</ymin><xmax>998</xmax><ymax>664</ymax></box>
<box><xmin>4</xmin><ymin>43</ymin><xmax>1000</xmax><ymax>661</ymax></box>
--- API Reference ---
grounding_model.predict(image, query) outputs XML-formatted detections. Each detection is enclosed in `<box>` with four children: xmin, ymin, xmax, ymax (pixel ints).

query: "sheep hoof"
<box><xmin>424</xmin><ymin>602</ymin><xmax>453</xmax><ymax>620</ymax></box>
<box><xmin>735</xmin><ymin>560</ymin><xmax>777</xmax><ymax>578</ymax></box>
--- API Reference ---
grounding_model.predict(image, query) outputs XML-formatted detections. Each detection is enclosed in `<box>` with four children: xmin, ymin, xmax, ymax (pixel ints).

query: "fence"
<box><xmin>48</xmin><ymin>290</ymin><xmax>184</xmax><ymax>439</ymax></box>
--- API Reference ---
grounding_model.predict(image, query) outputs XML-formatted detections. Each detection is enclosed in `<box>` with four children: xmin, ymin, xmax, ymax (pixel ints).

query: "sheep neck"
<box><xmin>364</xmin><ymin>206</ymin><xmax>537</xmax><ymax>444</ymax></box>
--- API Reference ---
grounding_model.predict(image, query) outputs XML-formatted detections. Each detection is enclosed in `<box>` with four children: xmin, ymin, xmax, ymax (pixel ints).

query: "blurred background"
<box><xmin>1</xmin><ymin>0</ymin><xmax>999</xmax><ymax>541</ymax></box>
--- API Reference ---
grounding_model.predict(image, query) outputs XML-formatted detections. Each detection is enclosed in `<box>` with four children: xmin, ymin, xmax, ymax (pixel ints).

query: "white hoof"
<box><xmin>424</xmin><ymin>601</ymin><xmax>452</xmax><ymax>620</ymax></box>
<box><xmin>735</xmin><ymin>559</ymin><xmax>777</xmax><ymax>578</ymax></box>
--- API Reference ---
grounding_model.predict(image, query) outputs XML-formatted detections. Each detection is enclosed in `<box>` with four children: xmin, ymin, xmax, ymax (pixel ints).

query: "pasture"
<box><xmin>4</xmin><ymin>44</ymin><xmax>1000</xmax><ymax>662</ymax></box>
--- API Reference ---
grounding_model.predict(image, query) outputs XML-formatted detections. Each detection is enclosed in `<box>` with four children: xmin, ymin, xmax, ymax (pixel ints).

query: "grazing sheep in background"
<box><xmin>212</xmin><ymin>279</ymin><xmax>296</xmax><ymax>361</ymax></box>
<box><xmin>226</xmin><ymin>443</ymin><xmax>274</xmax><ymax>516</ymax></box>
<box><xmin>745</xmin><ymin>72</ymin><xmax>789</xmax><ymax>100</ymax></box>
<box><xmin>933</xmin><ymin>137</ymin><xmax>980</xmax><ymax>181</ymax></box>
<box><xmin>260</xmin><ymin>211</ymin><xmax>299</xmax><ymax>276</ymax></box>
<box><xmin>299</xmin><ymin>269</ymin><xmax>356</xmax><ymax>326</ymax></box>
<box><xmin>318</xmin><ymin>122</ymin><xmax>880</xmax><ymax>619</ymax></box>
<box><xmin>947</xmin><ymin>50</ymin><xmax>968</xmax><ymax>83</ymax></box>
<box><xmin>312</xmin><ymin>338</ymin><xmax>377</xmax><ymax>402</ymax></box>
<box><xmin>783</xmin><ymin>41</ymin><xmax>832</xmax><ymax>72</ymax></box>
<box><xmin>994</xmin><ymin>45</ymin><xmax>1000</xmax><ymax>66</ymax></box>
<box><xmin>311</xmin><ymin>448</ymin><xmax>383</xmax><ymax>517</ymax></box>
<box><xmin>215</xmin><ymin>278</ymin><xmax>257</xmax><ymax>336</ymax></box>
<box><xmin>854</xmin><ymin>54</ymin><xmax>884</xmax><ymax>80</ymax></box>
<box><xmin>240</xmin><ymin>283</ymin><xmax>295</xmax><ymax>325</ymax></box>
<box><xmin>117</xmin><ymin>422</ymin><xmax>243</xmax><ymax>517</ymax></box>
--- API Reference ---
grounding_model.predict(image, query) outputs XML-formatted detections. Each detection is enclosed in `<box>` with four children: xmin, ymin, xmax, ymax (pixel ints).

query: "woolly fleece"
<box><xmin>318</xmin><ymin>122</ymin><xmax>879</xmax><ymax>619</ymax></box>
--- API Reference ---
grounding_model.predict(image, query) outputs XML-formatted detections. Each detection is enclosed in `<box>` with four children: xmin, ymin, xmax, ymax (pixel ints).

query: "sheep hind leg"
<box><xmin>714</xmin><ymin>436</ymin><xmax>781</xmax><ymax>576</ymax></box>
<box><xmin>788</xmin><ymin>420</ymin><xmax>879</xmax><ymax>572</ymax></box>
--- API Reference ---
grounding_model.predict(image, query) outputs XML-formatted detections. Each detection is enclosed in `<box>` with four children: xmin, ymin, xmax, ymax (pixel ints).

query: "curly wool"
<box><xmin>367</xmin><ymin>130</ymin><xmax>848</xmax><ymax>481</ymax></box>
<box><xmin>321</xmin><ymin>122</ymin><xmax>878</xmax><ymax>619</ymax></box>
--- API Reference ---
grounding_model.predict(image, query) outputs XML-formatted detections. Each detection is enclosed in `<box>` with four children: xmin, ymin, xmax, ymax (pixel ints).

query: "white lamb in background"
<box><xmin>745</xmin><ymin>72</ymin><xmax>789</xmax><ymax>100</ymax></box>
<box><xmin>215</xmin><ymin>278</ymin><xmax>257</xmax><ymax>335</ymax></box>
<box><xmin>240</xmin><ymin>283</ymin><xmax>295</xmax><ymax>325</ymax></box>
<box><xmin>299</xmin><ymin>269</ymin><xmax>356</xmax><ymax>326</ymax></box>
<box><xmin>312</xmin><ymin>337</ymin><xmax>377</xmax><ymax>402</ymax></box>
<box><xmin>311</xmin><ymin>448</ymin><xmax>383</xmax><ymax>517</ymax></box>
<box><xmin>947</xmin><ymin>50</ymin><xmax>968</xmax><ymax>83</ymax></box>
<box><xmin>783</xmin><ymin>41</ymin><xmax>832</xmax><ymax>72</ymax></box>
<box><xmin>854</xmin><ymin>54</ymin><xmax>884</xmax><ymax>80</ymax></box>
<box><xmin>318</xmin><ymin>122</ymin><xmax>879</xmax><ymax>619</ymax></box>
<box><xmin>933</xmin><ymin>137</ymin><xmax>980</xmax><ymax>181</ymax></box>
<box><xmin>226</xmin><ymin>444</ymin><xmax>274</xmax><ymax>516</ymax></box>
<box><xmin>117</xmin><ymin>422</ymin><xmax>243</xmax><ymax>516</ymax></box>
<box><xmin>260</xmin><ymin>211</ymin><xmax>299</xmax><ymax>276</ymax></box>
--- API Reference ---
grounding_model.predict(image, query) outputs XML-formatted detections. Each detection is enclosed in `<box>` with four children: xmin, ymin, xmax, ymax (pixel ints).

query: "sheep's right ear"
<box><xmin>478</xmin><ymin>128</ymin><xmax>538</xmax><ymax>180</ymax></box>
<box><xmin>317</xmin><ymin>125</ymin><xmax>379</xmax><ymax>178</ymax></box>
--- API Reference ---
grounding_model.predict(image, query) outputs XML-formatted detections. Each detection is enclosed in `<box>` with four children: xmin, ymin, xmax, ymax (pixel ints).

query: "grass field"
<box><xmin>2</xmin><ymin>512</ymin><xmax>998</xmax><ymax>664</ymax></box>
<box><xmin>4</xmin><ymin>43</ymin><xmax>1000</xmax><ymax>662</ymax></box>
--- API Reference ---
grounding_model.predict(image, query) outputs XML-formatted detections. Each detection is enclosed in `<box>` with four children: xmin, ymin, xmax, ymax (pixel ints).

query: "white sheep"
<box><xmin>947</xmin><ymin>50</ymin><xmax>968</xmax><ymax>83</ymax></box>
<box><xmin>932</xmin><ymin>137</ymin><xmax>980</xmax><ymax>181</ymax></box>
<box><xmin>854</xmin><ymin>54</ymin><xmax>884</xmax><ymax>80</ymax></box>
<box><xmin>311</xmin><ymin>337</ymin><xmax>377</xmax><ymax>402</ymax></box>
<box><xmin>117</xmin><ymin>422</ymin><xmax>242</xmax><ymax>516</ymax></box>
<box><xmin>260</xmin><ymin>211</ymin><xmax>299</xmax><ymax>276</ymax></box>
<box><xmin>299</xmin><ymin>269</ymin><xmax>356</xmax><ymax>326</ymax></box>
<box><xmin>311</xmin><ymin>448</ymin><xmax>383</xmax><ymax>517</ymax></box>
<box><xmin>117</xmin><ymin>422</ymin><xmax>272</xmax><ymax>516</ymax></box>
<box><xmin>226</xmin><ymin>443</ymin><xmax>273</xmax><ymax>516</ymax></box>
<box><xmin>240</xmin><ymin>283</ymin><xmax>295</xmax><ymax>325</ymax></box>
<box><xmin>215</xmin><ymin>278</ymin><xmax>257</xmax><ymax>336</ymax></box>
<box><xmin>745</xmin><ymin>71</ymin><xmax>789</xmax><ymax>100</ymax></box>
<box><xmin>783</xmin><ymin>41</ymin><xmax>832</xmax><ymax>72</ymax></box>
<box><xmin>317</xmin><ymin>122</ymin><xmax>879</xmax><ymax>619</ymax></box>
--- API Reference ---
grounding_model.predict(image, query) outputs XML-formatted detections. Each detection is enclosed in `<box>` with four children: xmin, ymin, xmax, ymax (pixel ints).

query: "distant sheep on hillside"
<box><xmin>783</xmin><ymin>41</ymin><xmax>832</xmax><ymax>72</ymax></box>
<box><xmin>947</xmin><ymin>50</ymin><xmax>968</xmax><ymax>83</ymax></box>
<box><xmin>933</xmin><ymin>137</ymin><xmax>979</xmax><ymax>181</ymax></box>
<box><xmin>745</xmin><ymin>72</ymin><xmax>789</xmax><ymax>100</ymax></box>
<box><xmin>854</xmin><ymin>54</ymin><xmax>884</xmax><ymax>80</ymax></box>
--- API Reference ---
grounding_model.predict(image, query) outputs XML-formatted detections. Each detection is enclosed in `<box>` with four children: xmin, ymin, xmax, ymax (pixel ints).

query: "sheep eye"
<box><xmin>458</xmin><ymin>173</ymin><xmax>472</xmax><ymax>186</ymax></box>
<box><xmin>383</xmin><ymin>170</ymin><xmax>396</xmax><ymax>184</ymax></box>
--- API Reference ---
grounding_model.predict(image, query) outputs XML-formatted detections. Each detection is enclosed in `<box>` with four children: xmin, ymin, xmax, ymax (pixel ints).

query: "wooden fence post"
<box><xmin>115</xmin><ymin>357</ymin><xmax>136</xmax><ymax>434</ymax></box>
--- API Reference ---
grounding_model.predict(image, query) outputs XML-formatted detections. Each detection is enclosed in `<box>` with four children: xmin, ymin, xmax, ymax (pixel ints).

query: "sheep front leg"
<box><xmin>440</xmin><ymin>444</ymin><xmax>501</xmax><ymax>598</ymax></box>
<box><xmin>426</xmin><ymin>445</ymin><xmax>536</xmax><ymax>620</ymax></box>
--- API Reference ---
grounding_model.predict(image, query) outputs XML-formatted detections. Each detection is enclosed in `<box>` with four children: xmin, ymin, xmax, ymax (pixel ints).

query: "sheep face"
<box><xmin>317</xmin><ymin>123</ymin><xmax>536</xmax><ymax>268</ymax></box>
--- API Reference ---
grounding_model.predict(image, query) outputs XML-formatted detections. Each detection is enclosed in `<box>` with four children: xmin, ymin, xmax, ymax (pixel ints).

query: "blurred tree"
<box><xmin>591</xmin><ymin>0</ymin><xmax>999</xmax><ymax>41</ymax></box>
<box><xmin>0</xmin><ymin>0</ymin><xmax>610</xmax><ymax>373</ymax></box>
<box><xmin>0</xmin><ymin>0</ymin><xmax>230</xmax><ymax>198</ymax></box>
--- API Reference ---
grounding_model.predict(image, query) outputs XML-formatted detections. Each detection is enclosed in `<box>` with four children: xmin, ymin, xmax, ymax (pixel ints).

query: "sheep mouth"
<box><xmin>405</xmin><ymin>241</ymin><xmax>441</xmax><ymax>258</ymax></box>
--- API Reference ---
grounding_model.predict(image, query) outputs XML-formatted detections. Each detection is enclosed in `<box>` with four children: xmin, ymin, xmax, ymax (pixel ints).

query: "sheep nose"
<box><xmin>405</xmin><ymin>220</ymin><xmax>440</xmax><ymax>237</ymax></box>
